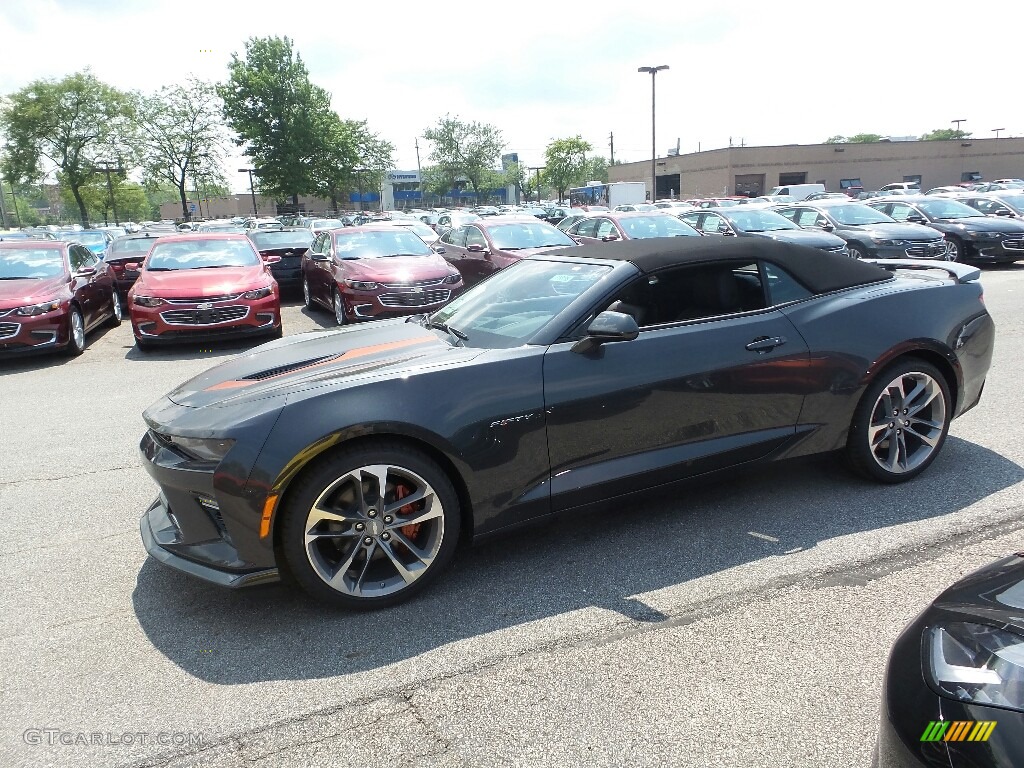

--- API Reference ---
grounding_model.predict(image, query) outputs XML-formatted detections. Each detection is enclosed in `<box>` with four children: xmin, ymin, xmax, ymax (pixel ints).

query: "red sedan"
<box><xmin>301</xmin><ymin>225</ymin><xmax>463</xmax><ymax>325</ymax></box>
<box><xmin>0</xmin><ymin>239</ymin><xmax>121</xmax><ymax>357</ymax></box>
<box><xmin>127</xmin><ymin>234</ymin><xmax>282</xmax><ymax>350</ymax></box>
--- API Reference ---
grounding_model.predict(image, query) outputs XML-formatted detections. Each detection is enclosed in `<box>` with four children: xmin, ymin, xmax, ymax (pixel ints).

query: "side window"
<box><xmin>700</xmin><ymin>214</ymin><xmax>727</xmax><ymax>234</ymax></box>
<box><xmin>888</xmin><ymin>204</ymin><xmax>914</xmax><ymax>222</ymax></box>
<box><xmin>793</xmin><ymin>209</ymin><xmax>819</xmax><ymax>227</ymax></box>
<box><xmin>603</xmin><ymin>262</ymin><xmax>766</xmax><ymax>328</ymax></box>
<box><xmin>680</xmin><ymin>212</ymin><xmax>701</xmax><ymax>228</ymax></box>
<box><xmin>82</xmin><ymin>247</ymin><xmax>99</xmax><ymax>267</ymax></box>
<box><xmin>448</xmin><ymin>226</ymin><xmax>468</xmax><ymax>248</ymax></box>
<box><xmin>595</xmin><ymin>218</ymin><xmax>618</xmax><ymax>238</ymax></box>
<box><xmin>68</xmin><ymin>246</ymin><xmax>84</xmax><ymax>271</ymax></box>
<box><xmin>465</xmin><ymin>226</ymin><xmax>487</xmax><ymax>249</ymax></box>
<box><xmin>776</xmin><ymin>208</ymin><xmax>798</xmax><ymax>223</ymax></box>
<box><xmin>575</xmin><ymin>218</ymin><xmax>601</xmax><ymax>238</ymax></box>
<box><xmin>763</xmin><ymin>262</ymin><xmax>812</xmax><ymax>305</ymax></box>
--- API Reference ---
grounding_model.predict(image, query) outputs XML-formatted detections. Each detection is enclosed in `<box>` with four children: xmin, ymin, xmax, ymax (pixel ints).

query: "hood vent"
<box><xmin>242</xmin><ymin>355</ymin><xmax>337</xmax><ymax>381</ymax></box>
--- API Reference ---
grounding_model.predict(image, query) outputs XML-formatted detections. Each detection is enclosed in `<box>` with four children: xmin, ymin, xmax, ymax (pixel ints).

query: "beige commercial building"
<box><xmin>608</xmin><ymin>137</ymin><xmax>1024</xmax><ymax>200</ymax></box>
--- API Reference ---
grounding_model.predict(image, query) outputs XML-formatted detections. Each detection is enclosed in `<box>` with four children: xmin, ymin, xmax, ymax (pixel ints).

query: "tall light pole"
<box><xmin>237</xmin><ymin>168</ymin><xmax>258</xmax><ymax>215</ymax></box>
<box><xmin>638</xmin><ymin>65</ymin><xmax>669</xmax><ymax>202</ymax></box>
<box><xmin>528</xmin><ymin>166</ymin><xmax>545</xmax><ymax>204</ymax></box>
<box><xmin>993</xmin><ymin>128</ymin><xmax>1005</xmax><ymax>139</ymax></box>
<box><xmin>951</xmin><ymin>118</ymin><xmax>967</xmax><ymax>136</ymax></box>
<box><xmin>95</xmin><ymin>160</ymin><xmax>123</xmax><ymax>226</ymax></box>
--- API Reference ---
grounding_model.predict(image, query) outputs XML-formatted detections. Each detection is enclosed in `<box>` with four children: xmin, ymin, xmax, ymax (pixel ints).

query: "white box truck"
<box><xmin>568</xmin><ymin>182</ymin><xmax>648</xmax><ymax>208</ymax></box>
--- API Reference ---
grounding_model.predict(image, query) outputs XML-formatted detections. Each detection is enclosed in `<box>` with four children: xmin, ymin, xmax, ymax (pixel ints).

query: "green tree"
<box><xmin>423</xmin><ymin>115</ymin><xmax>505</xmax><ymax>201</ymax></box>
<box><xmin>921</xmin><ymin>128</ymin><xmax>971</xmax><ymax>141</ymax></box>
<box><xmin>542</xmin><ymin>136</ymin><xmax>592</xmax><ymax>202</ymax></box>
<box><xmin>1</xmin><ymin>183</ymin><xmax>43</xmax><ymax>227</ymax></box>
<box><xmin>58</xmin><ymin>175</ymin><xmax>150</xmax><ymax>225</ymax></box>
<box><xmin>219</xmin><ymin>36</ymin><xmax>334</xmax><ymax>204</ymax></box>
<box><xmin>0</xmin><ymin>71</ymin><xmax>136</xmax><ymax>227</ymax></box>
<box><xmin>582</xmin><ymin>155</ymin><xmax>609</xmax><ymax>184</ymax></box>
<box><xmin>848</xmin><ymin>133</ymin><xmax>884</xmax><ymax>143</ymax></box>
<box><xmin>135</xmin><ymin>78</ymin><xmax>231</xmax><ymax>222</ymax></box>
<box><xmin>312</xmin><ymin>117</ymin><xmax>394</xmax><ymax>211</ymax></box>
<box><xmin>825</xmin><ymin>135</ymin><xmax>847</xmax><ymax>144</ymax></box>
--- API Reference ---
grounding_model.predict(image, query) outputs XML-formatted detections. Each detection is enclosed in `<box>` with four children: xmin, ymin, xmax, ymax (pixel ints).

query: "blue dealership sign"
<box><xmin>394</xmin><ymin>191</ymin><xmax>423</xmax><ymax>200</ymax></box>
<box><xmin>348</xmin><ymin>192</ymin><xmax>380</xmax><ymax>202</ymax></box>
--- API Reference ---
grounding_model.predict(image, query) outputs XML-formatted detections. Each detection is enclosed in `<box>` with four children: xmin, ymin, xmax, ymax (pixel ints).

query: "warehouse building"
<box><xmin>608</xmin><ymin>137</ymin><xmax>1024</xmax><ymax>199</ymax></box>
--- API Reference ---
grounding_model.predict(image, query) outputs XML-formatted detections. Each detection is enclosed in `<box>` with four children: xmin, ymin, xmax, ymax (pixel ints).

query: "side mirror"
<box><xmin>75</xmin><ymin>266</ymin><xmax>97</xmax><ymax>277</ymax></box>
<box><xmin>721</xmin><ymin>229</ymin><xmax>736</xmax><ymax>237</ymax></box>
<box><xmin>996</xmin><ymin>209</ymin><xmax>1015</xmax><ymax>217</ymax></box>
<box><xmin>907</xmin><ymin>215</ymin><xmax>927</xmax><ymax>224</ymax></box>
<box><xmin>466</xmin><ymin>244</ymin><xmax>490</xmax><ymax>255</ymax></box>
<box><xmin>600</xmin><ymin>234</ymin><xmax>620</xmax><ymax>242</ymax></box>
<box><xmin>817</xmin><ymin>221</ymin><xmax>834</xmax><ymax>231</ymax></box>
<box><xmin>571</xmin><ymin>311</ymin><xmax>640</xmax><ymax>354</ymax></box>
<box><xmin>262</xmin><ymin>254</ymin><xmax>282</xmax><ymax>264</ymax></box>
<box><xmin>432</xmin><ymin>245</ymin><xmax>447</xmax><ymax>254</ymax></box>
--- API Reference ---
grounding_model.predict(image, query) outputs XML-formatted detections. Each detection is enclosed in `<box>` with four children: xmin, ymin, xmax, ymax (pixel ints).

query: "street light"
<box><xmin>951</xmin><ymin>118</ymin><xmax>967</xmax><ymax>135</ymax></box>
<box><xmin>237</xmin><ymin>168</ymin><xmax>258</xmax><ymax>216</ymax></box>
<box><xmin>528</xmin><ymin>166</ymin><xmax>545</xmax><ymax>204</ymax></box>
<box><xmin>993</xmin><ymin>128</ymin><xmax>1005</xmax><ymax>139</ymax></box>
<box><xmin>638</xmin><ymin>65</ymin><xmax>669</xmax><ymax>202</ymax></box>
<box><xmin>95</xmin><ymin>160</ymin><xmax>123</xmax><ymax>226</ymax></box>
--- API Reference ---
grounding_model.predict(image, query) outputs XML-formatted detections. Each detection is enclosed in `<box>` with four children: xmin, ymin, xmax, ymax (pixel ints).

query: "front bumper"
<box><xmin>130</xmin><ymin>293</ymin><xmax>281</xmax><ymax>343</ymax></box>
<box><xmin>0</xmin><ymin>308</ymin><xmax>68</xmax><ymax>355</ymax></box>
<box><xmin>869</xmin><ymin>242</ymin><xmax>949</xmax><ymax>260</ymax></box>
<box><xmin>965</xmin><ymin>236</ymin><xmax>1024</xmax><ymax>262</ymax></box>
<box><xmin>341</xmin><ymin>283</ymin><xmax>461</xmax><ymax>320</ymax></box>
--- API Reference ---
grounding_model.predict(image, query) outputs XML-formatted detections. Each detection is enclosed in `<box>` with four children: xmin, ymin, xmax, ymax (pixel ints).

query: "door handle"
<box><xmin>746</xmin><ymin>336</ymin><xmax>786</xmax><ymax>352</ymax></box>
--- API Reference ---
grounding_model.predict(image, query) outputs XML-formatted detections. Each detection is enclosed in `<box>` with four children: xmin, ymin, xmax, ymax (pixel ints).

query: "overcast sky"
<box><xmin>2</xmin><ymin>1</ymin><xmax>1021</xmax><ymax>192</ymax></box>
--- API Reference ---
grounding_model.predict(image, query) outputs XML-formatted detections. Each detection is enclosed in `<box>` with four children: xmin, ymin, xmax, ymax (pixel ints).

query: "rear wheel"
<box><xmin>106</xmin><ymin>291</ymin><xmax>123</xmax><ymax>328</ymax></box>
<box><xmin>280</xmin><ymin>442</ymin><xmax>461</xmax><ymax>609</ymax></box>
<box><xmin>846</xmin><ymin>359</ymin><xmax>951</xmax><ymax>483</ymax></box>
<box><xmin>66</xmin><ymin>308</ymin><xmax>86</xmax><ymax>356</ymax></box>
<box><xmin>302</xmin><ymin>276</ymin><xmax>314</xmax><ymax>309</ymax></box>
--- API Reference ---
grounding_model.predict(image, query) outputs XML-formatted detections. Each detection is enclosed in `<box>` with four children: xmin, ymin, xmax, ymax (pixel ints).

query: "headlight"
<box><xmin>927</xmin><ymin>622</ymin><xmax>1024</xmax><ymax>712</ymax></box>
<box><xmin>443</xmin><ymin>272</ymin><xmax>461</xmax><ymax>284</ymax></box>
<box><xmin>133</xmin><ymin>295</ymin><xmax>165</xmax><ymax>308</ymax></box>
<box><xmin>157</xmin><ymin>433</ymin><xmax>235</xmax><ymax>463</ymax></box>
<box><xmin>968</xmin><ymin>231</ymin><xmax>1002</xmax><ymax>240</ymax></box>
<box><xmin>343</xmin><ymin>280</ymin><xmax>378</xmax><ymax>290</ymax></box>
<box><xmin>875</xmin><ymin>239</ymin><xmax>908</xmax><ymax>247</ymax></box>
<box><xmin>14</xmin><ymin>299</ymin><xmax>61</xmax><ymax>316</ymax></box>
<box><xmin>242</xmin><ymin>285</ymin><xmax>274</xmax><ymax>300</ymax></box>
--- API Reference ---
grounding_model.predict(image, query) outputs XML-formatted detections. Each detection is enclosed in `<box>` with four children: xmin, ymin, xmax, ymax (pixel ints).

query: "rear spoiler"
<box><xmin>865</xmin><ymin>258</ymin><xmax>981</xmax><ymax>284</ymax></box>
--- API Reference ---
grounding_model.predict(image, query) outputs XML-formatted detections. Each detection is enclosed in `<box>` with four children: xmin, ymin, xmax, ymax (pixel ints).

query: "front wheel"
<box><xmin>846</xmin><ymin>359</ymin><xmax>951</xmax><ymax>483</ymax></box>
<box><xmin>302</xmin><ymin>276</ymin><xmax>314</xmax><ymax>309</ymax></box>
<box><xmin>106</xmin><ymin>291</ymin><xmax>123</xmax><ymax>328</ymax></box>
<box><xmin>945</xmin><ymin>236</ymin><xmax>964</xmax><ymax>262</ymax></box>
<box><xmin>66</xmin><ymin>307</ymin><xmax>86</xmax><ymax>356</ymax></box>
<box><xmin>280</xmin><ymin>442</ymin><xmax>462</xmax><ymax>609</ymax></box>
<box><xmin>333</xmin><ymin>288</ymin><xmax>347</xmax><ymax>326</ymax></box>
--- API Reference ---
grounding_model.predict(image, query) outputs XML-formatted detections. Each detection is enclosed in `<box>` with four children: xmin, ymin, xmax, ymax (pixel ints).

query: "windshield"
<box><xmin>312</xmin><ymin>219</ymin><xmax>344</xmax><ymax>229</ymax></box>
<box><xmin>428</xmin><ymin>259</ymin><xmax>613</xmax><ymax>348</ymax></box>
<box><xmin>109</xmin><ymin>237</ymin><xmax>159</xmax><ymax>255</ymax></box>
<box><xmin>0</xmin><ymin>248</ymin><xmax>66</xmax><ymax>278</ymax></box>
<box><xmin>486</xmin><ymin>222</ymin><xmax>576</xmax><ymax>250</ymax></box>
<box><xmin>619</xmin><ymin>216</ymin><xmax>700</xmax><ymax>238</ymax></box>
<box><xmin>58</xmin><ymin>231</ymin><xmax>106</xmax><ymax>244</ymax></box>
<box><xmin>916</xmin><ymin>199</ymin><xmax>985</xmax><ymax>219</ymax></box>
<box><xmin>249</xmin><ymin>230</ymin><xmax>314</xmax><ymax>248</ymax></box>
<box><xmin>825</xmin><ymin>204</ymin><xmax>894</xmax><ymax>225</ymax></box>
<box><xmin>722</xmin><ymin>209</ymin><xmax>799</xmax><ymax>232</ymax></box>
<box><xmin>334</xmin><ymin>229</ymin><xmax>432</xmax><ymax>258</ymax></box>
<box><xmin>145</xmin><ymin>238</ymin><xmax>261</xmax><ymax>270</ymax></box>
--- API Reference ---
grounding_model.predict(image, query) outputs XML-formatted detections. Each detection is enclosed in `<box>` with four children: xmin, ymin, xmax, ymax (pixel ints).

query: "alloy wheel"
<box><xmin>70</xmin><ymin>309</ymin><xmax>85</xmax><ymax>352</ymax></box>
<box><xmin>945</xmin><ymin>239</ymin><xmax>960</xmax><ymax>262</ymax></box>
<box><xmin>867</xmin><ymin>371</ymin><xmax>946</xmax><ymax>475</ymax></box>
<box><xmin>302</xmin><ymin>464</ymin><xmax>446</xmax><ymax>598</ymax></box>
<box><xmin>302</xmin><ymin>278</ymin><xmax>312</xmax><ymax>308</ymax></box>
<box><xmin>333</xmin><ymin>290</ymin><xmax>347</xmax><ymax>326</ymax></box>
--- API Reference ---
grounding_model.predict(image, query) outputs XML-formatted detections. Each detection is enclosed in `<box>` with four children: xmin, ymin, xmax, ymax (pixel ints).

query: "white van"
<box><xmin>767</xmin><ymin>183</ymin><xmax>826</xmax><ymax>200</ymax></box>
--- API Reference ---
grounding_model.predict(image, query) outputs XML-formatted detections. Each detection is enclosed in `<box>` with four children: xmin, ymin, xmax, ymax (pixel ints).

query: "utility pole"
<box><xmin>638</xmin><ymin>65</ymin><xmax>669</xmax><ymax>203</ymax></box>
<box><xmin>95</xmin><ymin>160</ymin><xmax>122</xmax><ymax>226</ymax></box>
<box><xmin>415</xmin><ymin>137</ymin><xmax>423</xmax><ymax>207</ymax></box>
<box><xmin>238</xmin><ymin>168</ymin><xmax>258</xmax><ymax>215</ymax></box>
<box><xmin>10</xmin><ymin>180</ymin><xmax>22</xmax><ymax>227</ymax></box>
<box><xmin>609</xmin><ymin>131</ymin><xmax>615</xmax><ymax>164</ymax></box>
<box><xmin>0</xmin><ymin>171</ymin><xmax>9</xmax><ymax>228</ymax></box>
<box><xmin>993</xmin><ymin>128</ymin><xmax>1005</xmax><ymax>139</ymax></box>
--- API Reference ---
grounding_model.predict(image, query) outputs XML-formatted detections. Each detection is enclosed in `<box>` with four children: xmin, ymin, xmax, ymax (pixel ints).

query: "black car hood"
<box><xmin>846</xmin><ymin>222</ymin><xmax>943</xmax><ymax>240</ymax></box>
<box><xmin>164</xmin><ymin>318</ymin><xmax>479</xmax><ymax>409</ymax></box>
<box><xmin>937</xmin><ymin>217</ymin><xmax>1024</xmax><ymax>234</ymax></box>
<box><xmin>930</xmin><ymin>555</ymin><xmax>1024</xmax><ymax>633</ymax></box>
<box><xmin>751</xmin><ymin>229</ymin><xmax>846</xmax><ymax>248</ymax></box>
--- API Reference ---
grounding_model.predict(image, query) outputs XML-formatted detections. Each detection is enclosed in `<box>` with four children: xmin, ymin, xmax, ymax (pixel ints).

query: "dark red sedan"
<box><xmin>0</xmin><ymin>239</ymin><xmax>121</xmax><ymax>357</ymax></box>
<box><xmin>563</xmin><ymin>211</ymin><xmax>701</xmax><ymax>245</ymax></box>
<box><xmin>127</xmin><ymin>234</ymin><xmax>282</xmax><ymax>350</ymax></box>
<box><xmin>433</xmin><ymin>215</ymin><xmax>578</xmax><ymax>286</ymax></box>
<box><xmin>301</xmin><ymin>225</ymin><xmax>463</xmax><ymax>325</ymax></box>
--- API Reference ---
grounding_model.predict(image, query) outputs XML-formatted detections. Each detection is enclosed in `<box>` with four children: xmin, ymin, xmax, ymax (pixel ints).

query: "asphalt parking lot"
<box><xmin>3</xmin><ymin>269</ymin><xmax>1024</xmax><ymax>768</ymax></box>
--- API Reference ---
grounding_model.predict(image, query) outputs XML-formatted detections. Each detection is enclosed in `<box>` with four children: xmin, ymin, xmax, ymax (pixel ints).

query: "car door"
<box><xmin>69</xmin><ymin>245</ymin><xmax>101</xmax><ymax>327</ymax></box>
<box><xmin>438</xmin><ymin>226</ymin><xmax>473</xmax><ymax>281</ymax></box>
<box><xmin>542</xmin><ymin>260</ymin><xmax>810</xmax><ymax>510</ymax></box>
<box><xmin>308</xmin><ymin>233</ymin><xmax>333</xmax><ymax>303</ymax></box>
<box><xmin>461</xmin><ymin>225</ymin><xmax>494</xmax><ymax>283</ymax></box>
<box><xmin>570</xmin><ymin>216</ymin><xmax>605</xmax><ymax>245</ymax></box>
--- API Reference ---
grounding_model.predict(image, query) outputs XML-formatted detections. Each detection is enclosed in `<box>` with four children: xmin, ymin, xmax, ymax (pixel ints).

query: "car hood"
<box><xmin>847</xmin><ymin>222</ymin><xmax>943</xmax><ymax>239</ymax></box>
<box><xmin>940</xmin><ymin>217</ymin><xmax>1024</xmax><ymax>234</ymax></box>
<box><xmin>750</xmin><ymin>229</ymin><xmax>846</xmax><ymax>247</ymax></box>
<box><xmin>135</xmin><ymin>266</ymin><xmax>270</xmax><ymax>297</ymax></box>
<box><xmin>162</xmin><ymin>318</ymin><xmax>479</xmax><ymax>409</ymax></box>
<box><xmin>929</xmin><ymin>555</ymin><xmax>1024</xmax><ymax>634</ymax></box>
<box><xmin>0</xmin><ymin>275</ymin><xmax>67</xmax><ymax>310</ymax></box>
<box><xmin>343</xmin><ymin>254</ymin><xmax>453</xmax><ymax>281</ymax></box>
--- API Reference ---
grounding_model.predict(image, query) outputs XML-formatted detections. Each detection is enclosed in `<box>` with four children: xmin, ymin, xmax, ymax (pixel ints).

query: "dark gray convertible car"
<box><xmin>138</xmin><ymin>238</ymin><xmax>994</xmax><ymax>608</ymax></box>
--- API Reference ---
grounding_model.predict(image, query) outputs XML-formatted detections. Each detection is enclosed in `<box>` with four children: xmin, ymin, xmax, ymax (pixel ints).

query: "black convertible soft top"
<box><xmin>547</xmin><ymin>237</ymin><xmax>892</xmax><ymax>294</ymax></box>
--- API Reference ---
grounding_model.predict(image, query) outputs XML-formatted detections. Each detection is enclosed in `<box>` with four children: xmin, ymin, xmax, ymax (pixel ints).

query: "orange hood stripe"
<box><xmin>204</xmin><ymin>336</ymin><xmax>433</xmax><ymax>391</ymax></box>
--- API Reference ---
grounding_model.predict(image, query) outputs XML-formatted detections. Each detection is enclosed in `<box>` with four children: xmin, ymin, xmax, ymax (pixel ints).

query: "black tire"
<box><xmin>945</xmin><ymin>236</ymin><xmax>964</xmax><ymax>262</ymax></box>
<box><xmin>333</xmin><ymin>288</ymin><xmax>348</xmax><ymax>326</ymax></box>
<box><xmin>135</xmin><ymin>336</ymin><xmax>154</xmax><ymax>352</ymax></box>
<box><xmin>302</xmin><ymin>276</ymin><xmax>314</xmax><ymax>310</ymax></box>
<box><xmin>280</xmin><ymin>440</ymin><xmax>462</xmax><ymax>609</ymax></box>
<box><xmin>106</xmin><ymin>291</ymin><xmax>123</xmax><ymax>328</ymax></box>
<box><xmin>846</xmin><ymin>358</ymin><xmax>951</xmax><ymax>483</ymax></box>
<box><xmin>66</xmin><ymin>307</ymin><xmax>86</xmax><ymax>356</ymax></box>
<box><xmin>268</xmin><ymin>323</ymin><xmax>283</xmax><ymax>340</ymax></box>
<box><xmin>847</xmin><ymin>242</ymin><xmax>868</xmax><ymax>260</ymax></box>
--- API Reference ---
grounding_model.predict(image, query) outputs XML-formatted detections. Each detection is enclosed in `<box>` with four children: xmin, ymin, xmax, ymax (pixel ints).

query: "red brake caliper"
<box><xmin>394</xmin><ymin>484</ymin><xmax>421</xmax><ymax>540</ymax></box>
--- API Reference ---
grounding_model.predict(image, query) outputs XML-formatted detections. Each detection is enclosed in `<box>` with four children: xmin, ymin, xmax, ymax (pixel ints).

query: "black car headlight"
<box><xmin>157</xmin><ymin>433</ymin><xmax>235</xmax><ymax>463</ymax></box>
<box><xmin>927</xmin><ymin>622</ymin><xmax>1024</xmax><ymax>712</ymax></box>
<box><xmin>968</xmin><ymin>231</ymin><xmax>1003</xmax><ymax>240</ymax></box>
<box><xmin>14</xmin><ymin>299</ymin><xmax>61</xmax><ymax>316</ymax></box>
<box><xmin>134</xmin><ymin>295</ymin><xmax>165</xmax><ymax>308</ymax></box>
<box><xmin>875</xmin><ymin>239</ymin><xmax>908</xmax><ymax>247</ymax></box>
<box><xmin>443</xmin><ymin>272</ymin><xmax>461</xmax><ymax>284</ymax></box>
<box><xmin>242</xmin><ymin>285</ymin><xmax>274</xmax><ymax>300</ymax></box>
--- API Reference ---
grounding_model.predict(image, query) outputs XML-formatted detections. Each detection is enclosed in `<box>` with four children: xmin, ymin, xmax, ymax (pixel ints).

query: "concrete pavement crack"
<box><xmin>0</xmin><ymin>464</ymin><xmax>137</xmax><ymax>487</ymax></box>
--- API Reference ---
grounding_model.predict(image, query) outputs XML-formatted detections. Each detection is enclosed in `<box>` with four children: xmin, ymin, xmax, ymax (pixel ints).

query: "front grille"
<box><xmin>1003</xmin><ymin>238</ymin><xmax>1024</xmax><ymax>251</ymax></box>
<box><xmin>905</xmin><ymin>241</ymin><xmax>947</xmax><ymax>258</ymax></box>
<box><xmin>378</xmin><ymin>289</ymin><xmax>451</xmax><ymax>307</ymax></box>
<box><xmin>0</xmin><ymin>321</ymin><xmax>19</xmax><ymax>339</ymax></box>
<box><xmin>160</xmin><ymin>306</ymin><xmax>249</xmax><ymax>325</ymax></box>
<box><xmin>163</xmin><ymin>294</ymin><xmax>241</xmax><ymax>305</ymax></box>
<box><xmin>381</xmin><ymin>277</ymin><xmax>446</xmax><ymax>289</ymax></box>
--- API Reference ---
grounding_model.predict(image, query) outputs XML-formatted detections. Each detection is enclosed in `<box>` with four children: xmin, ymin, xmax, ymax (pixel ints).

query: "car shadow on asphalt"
<box><xmin>0</xmin><ymin>324</ymin><xmax>122</xmax><ymax>376</ymax></box>
<box><xmin>131</xmin><ymin>435</ymin><xmax>1024</xmax><ymax>685</ymax></box>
